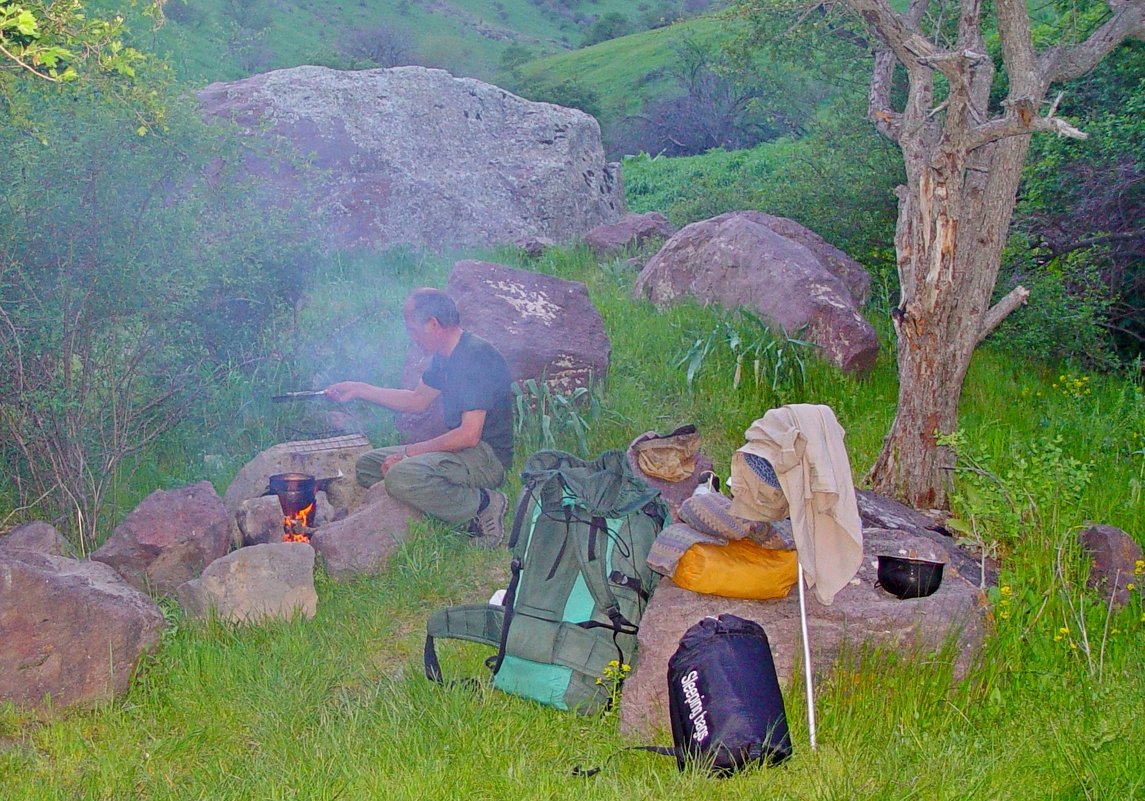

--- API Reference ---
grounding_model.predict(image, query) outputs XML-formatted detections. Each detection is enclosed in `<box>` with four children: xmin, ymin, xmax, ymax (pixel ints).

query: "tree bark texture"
<box><xmin>840</xmin><ymin>0</ymin><xmax>1144</xmax><ymax>507</ymax></box>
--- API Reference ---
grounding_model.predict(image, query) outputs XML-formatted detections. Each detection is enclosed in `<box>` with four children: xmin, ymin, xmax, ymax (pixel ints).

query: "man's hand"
<box><xmin>324</xmin><ymin>381</ymin><xmax>366</xmax><ymax>403</ymax></box>
<box><xmin>381</xmin><ymin>449</ymin><xmax>405</xmax><ymax>476</ymax></box>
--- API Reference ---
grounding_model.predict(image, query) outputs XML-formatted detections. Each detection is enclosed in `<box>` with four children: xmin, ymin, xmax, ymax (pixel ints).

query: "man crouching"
<box><xmin>324</xmin><ymin>288</ymin><xmax>513</xmax><ymax>547</ymax></box>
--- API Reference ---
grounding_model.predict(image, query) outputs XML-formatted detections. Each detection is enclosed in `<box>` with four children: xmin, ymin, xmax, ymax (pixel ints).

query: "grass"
<box><xmin>2</xmin><ymin>245</ymin><xmax>1144</xmax><ymax>799</ymax></box>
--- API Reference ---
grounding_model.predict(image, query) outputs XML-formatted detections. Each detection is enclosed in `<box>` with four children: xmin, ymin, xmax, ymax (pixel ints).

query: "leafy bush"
<box><xmin>579</xmin><ymin>11</ymin><xmax>632</xmax><ymax>47</ymax></box>
<box><xmin>940</xmin><ymin>429</ymin><xmax>1094</xmax><ymax>561</ymax></box>
<box><xmin>991</xmin><ymin>236</ymin><xmax>1120</xmax><ymax>370</ymax></box>
<box><xmin>0</xmin><ymin>89</ymin><xmax>324</xmax><ymax>549</ymax></box>
<box><xmin>513</xmin><ymin>76</ymin><xmax>603</xmax><ymax>120</ymax></box>
<box><xmin>609</xmin><ymin>35</ymin><xmax>825</xmax><ymax>157</ymax></box>
<box><xmin>1013</xmin><ymin>42</ymin><xmax>1144</xmax><ymax>364</ymax></box>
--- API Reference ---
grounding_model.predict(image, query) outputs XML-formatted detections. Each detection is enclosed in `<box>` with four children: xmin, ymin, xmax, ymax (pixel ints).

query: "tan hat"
<box><xmin>631</xmin><ymin>425</ymin><xmax>701</xmax><ymax>483</ymax></box>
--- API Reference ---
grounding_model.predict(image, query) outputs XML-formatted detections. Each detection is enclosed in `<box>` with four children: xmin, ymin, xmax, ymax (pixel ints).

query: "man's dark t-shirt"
<box><xmin>422</xmin><ymin>332</ymin><xmax>514</xmax><ymax>470</ymax></box>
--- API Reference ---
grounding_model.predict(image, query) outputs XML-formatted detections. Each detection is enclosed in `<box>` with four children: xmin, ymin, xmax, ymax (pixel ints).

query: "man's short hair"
<box><xmin>407</xmin><ymin>288</ymin><xmax>460</xmax><ymax>328</ymax></box>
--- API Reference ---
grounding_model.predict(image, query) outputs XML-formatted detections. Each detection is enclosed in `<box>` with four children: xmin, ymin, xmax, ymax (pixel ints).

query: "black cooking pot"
<box><xmin>875</xmin><ymin>555</ymin><xmax>944</xmax><ymax>599</ymax></box>
<box><xmin>267</xmin><ymin>472</ymin><xmax>316</xmax><ymax>517</ymax></box>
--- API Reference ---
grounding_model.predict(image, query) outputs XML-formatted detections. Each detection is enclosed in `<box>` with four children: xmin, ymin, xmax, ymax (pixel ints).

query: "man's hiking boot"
<box><xmin>469</xmin><ymin>490</ymin><xmax>507</xmax><ymax>548</ymax></box>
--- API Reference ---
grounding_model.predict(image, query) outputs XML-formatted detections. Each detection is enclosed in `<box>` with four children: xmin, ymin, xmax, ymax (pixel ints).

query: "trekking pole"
<box><xmin>797</xmin><ymin>563</ymin><xmax>817</xmax><ymax>750</ymax></box>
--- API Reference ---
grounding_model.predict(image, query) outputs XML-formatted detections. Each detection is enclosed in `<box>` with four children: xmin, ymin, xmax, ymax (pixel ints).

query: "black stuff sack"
<box><xmin>666</xmin><ymin>614</ymin><xmax>793</xmax><ymax>774</ymax></box>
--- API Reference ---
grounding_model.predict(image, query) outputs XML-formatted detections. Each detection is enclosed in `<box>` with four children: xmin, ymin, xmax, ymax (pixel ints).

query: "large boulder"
<box><xmin>91</xmin><ymin>481</ymin><xmax>235</xmax><ymax>597</ymax></box>
<box><xmin>0</xmin><ymin>550</ymin><xmax>165</xmax><ymax>709</ymax></box>
<box><xmin>197</xmin><ymin>65</ymin><xmax>623</xmax><ymax>252</ymax></box>
<box><xmin>397</xmin><ymin>260</ymin><xmax>610</xmax><ymax>444</ymax></box>
<box><xmin>619</xmin><ymin>527</ymin><xmax>986</xmax><ymax>737</ymax></box>
<box><xmin>176</xmin><ymin>543</ymin><xmax>318</xmax><ymax>623</ymax></box>
<box><xmin>634</xmin><ymin>211</ymin><xmax>879</xmax><ymax>374</ymax></box>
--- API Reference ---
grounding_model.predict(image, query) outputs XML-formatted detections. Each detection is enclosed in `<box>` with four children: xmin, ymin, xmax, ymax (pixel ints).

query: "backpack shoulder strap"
<box><xmin>571</xmin><ymin>515</ymin><xmax>636</xmax><ymax>632</ymax></box>
<box><xmin>424</xmin><ymin>603</ymin><xmax>505</xmax><ymax>683</ymax></box>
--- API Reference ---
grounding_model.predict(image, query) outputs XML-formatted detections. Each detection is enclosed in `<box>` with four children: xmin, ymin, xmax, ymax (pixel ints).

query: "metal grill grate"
<box><xmin>282</xmin><ymin>434</ymin><xmax>371</xmax><ymax>453</ymax></box>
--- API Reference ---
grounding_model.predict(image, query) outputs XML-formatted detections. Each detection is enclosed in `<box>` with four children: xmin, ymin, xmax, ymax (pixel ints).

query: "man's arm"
<box><xmin>324</xmin><ymin>379</ymin><xmax>439</xmax><ymax>413</ymax></box>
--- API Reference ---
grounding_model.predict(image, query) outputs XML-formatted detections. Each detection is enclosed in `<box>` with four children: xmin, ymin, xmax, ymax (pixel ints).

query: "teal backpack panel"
<box><xmin>425</xmin><ymin>449</ymin><xmax>668</xmax><ymax>714</ymax></box>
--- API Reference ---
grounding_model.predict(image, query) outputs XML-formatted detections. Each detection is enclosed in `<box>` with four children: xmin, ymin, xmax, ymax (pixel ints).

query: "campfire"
<box><xmin>268</xmin><ymin>473</ymin><xmax>318</xmax><ymax>543</ymax></box>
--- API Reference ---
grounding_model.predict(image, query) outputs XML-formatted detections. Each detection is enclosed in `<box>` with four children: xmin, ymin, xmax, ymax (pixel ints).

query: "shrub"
<box><xmin>991</xmin><ymin>237</ymin><xmax>1120</xmax><ymax>371</ymax></box>
<box><xmin>0</xmin><ymin>90</ymin><xmax>324</xmax><ymax>549</ymax></box>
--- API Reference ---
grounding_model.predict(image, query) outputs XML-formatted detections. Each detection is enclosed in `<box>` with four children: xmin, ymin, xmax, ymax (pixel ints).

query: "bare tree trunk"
<box><xmin>837</xmin><ymin>0</ymin><xmax>1143</xmax><ymax>507</ymax></box>
<box><xmin>871</xmin><ymin>138</ymin><xmax>1029</xmax><ymax>507</ymax></box>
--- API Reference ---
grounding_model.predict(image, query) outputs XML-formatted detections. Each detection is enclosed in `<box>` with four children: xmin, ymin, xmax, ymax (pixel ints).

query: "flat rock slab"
<box><xmin>222</xmin><ymin>434</ymin><xmax>373</xmax><ymax>518</ymax></box>
<box><xmin>619</xmin><ymin>527</ymin><xmax>986</xmax><ymax>737</ymax></box>
<box><xmin>177</xmin><ymin>543</ymin><xmax>318</xmax><ymax>623</ymax></box>
<box><xmin>92</xmin><ymin>481</ymin><xmax>235</xmax><ymax>597</ymax></box>
<box><xmin>586</xmin><ymin>212</ymin><xmax>677</xmax><ymax>258</ymax></box>
<box><xmin>0</xmin><ymin>551</ymin><xmax>165</xmax><ymax>709</ymax></box>
<box><xmin>857</xmin><ymin>490</ymin><xmax>993</xmax><ymax>588</ymax></box>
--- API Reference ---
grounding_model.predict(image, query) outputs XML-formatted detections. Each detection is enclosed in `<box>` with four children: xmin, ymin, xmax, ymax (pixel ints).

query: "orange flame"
<box><xmin>283</xmin><ymin>501</ymin><xmax>315</xmax><ymax>543</ymax></box>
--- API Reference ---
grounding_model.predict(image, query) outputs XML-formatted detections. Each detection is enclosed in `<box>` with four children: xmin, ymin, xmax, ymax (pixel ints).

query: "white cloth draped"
<box><xmin>729</xmin><ymin>404</ymin><xmax>863</xmax><ymax>605</ymax></box>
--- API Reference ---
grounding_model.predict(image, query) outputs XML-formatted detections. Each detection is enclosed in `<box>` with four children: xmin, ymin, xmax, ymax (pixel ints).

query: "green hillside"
<box><xmin>516</xmin><ymin>16</ymin><xmax>731</xmax><ymax>119</ymax></box>
<box><xmin>136</xmin><ymin>0</ymin><xmax>707</xmax><ymax>85</ymax></box>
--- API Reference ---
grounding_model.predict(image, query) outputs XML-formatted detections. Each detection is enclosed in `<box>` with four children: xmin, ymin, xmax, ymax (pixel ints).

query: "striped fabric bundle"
<box><xmin>646</xmin><ymin>522</ymin><xmax>725</xmax><ymax>577</ymax></box>
<box><xmin>679</xmin><ymin>491</ymin><xmax>772</xmax><ymax>542</ymax></box>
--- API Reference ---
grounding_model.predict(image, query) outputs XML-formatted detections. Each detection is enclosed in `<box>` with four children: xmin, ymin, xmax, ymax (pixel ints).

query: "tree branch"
<box><xmin>0</xmin><ymin>41</ymin><xmax>62</xmax><ymax>82</ymax></box>
<box><xmin>977</xmin><ymin>284</ymin><xmax>1030</xmax><ymax>344</ymax></box>
<box><xmin>994</xmin><ymin>0</ymin><xmax>1039</xmax><ymax>95</ymax></box>
<box><xmin>843</xmin><ymin>0</ymin><xmax>942</xmax><ymax>68</ymax></box>
<box><xmin>1040</xmin><ymin>3</ymin><xmax>1145</xmax><ymax>87</ymax></box>
<box><xmin>868</xmin><ymin>48</ymin><xmax>902</xmax><ymax>140</ymax></box>
<box><xmin>963</xmin><ymin>104</ymin><xmax>1087</xmax><ymax>152</ymax></box>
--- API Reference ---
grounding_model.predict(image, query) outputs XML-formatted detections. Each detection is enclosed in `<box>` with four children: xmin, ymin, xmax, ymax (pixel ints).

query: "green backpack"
<box><xmin>424</xmin><ymin>449</ymin><xmax>669</xmax><ymax>713</ymax></box>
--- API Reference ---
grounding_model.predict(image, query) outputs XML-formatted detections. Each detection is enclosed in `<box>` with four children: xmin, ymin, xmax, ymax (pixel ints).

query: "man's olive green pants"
<box><xmin>356</xmin><ymin>442</ymin><xmax>506</xmax><ymax>525</ymax></box>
